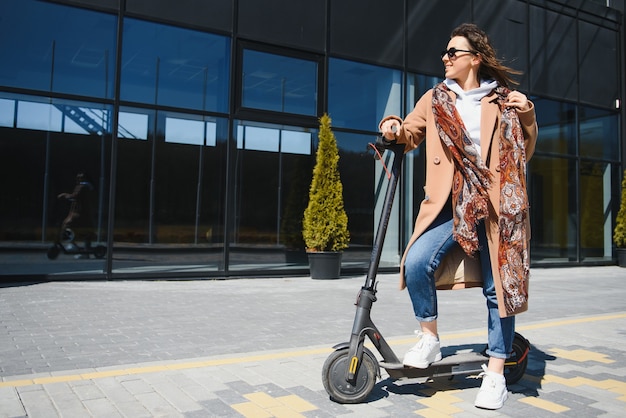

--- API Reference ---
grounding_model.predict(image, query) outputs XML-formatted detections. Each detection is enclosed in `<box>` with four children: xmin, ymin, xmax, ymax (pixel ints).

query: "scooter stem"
<box><xmin>345</xmin><ymin>143</ymin><xmax>405</xmax><ymax>382</ymax></box>
<box><xmin>364</xmin><ymin>143</ymin><xmax>405</xmax><ymax>290</ymax></box>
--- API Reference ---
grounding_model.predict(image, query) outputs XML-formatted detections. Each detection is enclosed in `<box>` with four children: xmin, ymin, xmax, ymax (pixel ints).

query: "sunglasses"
<box><xmin>440</xmin><ymin>47</ymin><xmax>477</xmax><ymax>59</ymax></box>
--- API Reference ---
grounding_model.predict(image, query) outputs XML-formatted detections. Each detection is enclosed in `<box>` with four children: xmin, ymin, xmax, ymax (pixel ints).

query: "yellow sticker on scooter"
<box><xmin>349</xmin><ymin>357</ymin><xmax>358</xmax><ymax>374</ymax></box>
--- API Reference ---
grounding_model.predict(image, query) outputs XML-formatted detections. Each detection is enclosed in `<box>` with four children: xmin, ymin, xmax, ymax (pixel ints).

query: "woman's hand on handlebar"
<box><xmin>380</xmin><ymin>120</ymin><xmax>400</xmax><ymax>141</ymax></box>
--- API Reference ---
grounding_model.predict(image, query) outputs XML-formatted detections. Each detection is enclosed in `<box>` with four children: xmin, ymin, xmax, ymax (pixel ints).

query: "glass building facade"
<box><xmin>0</xmin><ymin>0</ymin><xmax>624</xmax><ymax>279</ymax></box>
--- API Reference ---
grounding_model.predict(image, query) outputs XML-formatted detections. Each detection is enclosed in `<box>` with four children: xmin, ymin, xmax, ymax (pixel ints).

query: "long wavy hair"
<box><xmin>451</xmin><ymin>23</ymin><xmax>521</xmax><ymax>88</ymax></box>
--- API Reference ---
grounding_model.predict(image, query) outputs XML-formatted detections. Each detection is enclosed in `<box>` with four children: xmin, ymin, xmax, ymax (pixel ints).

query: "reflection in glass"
<box><xmin>334</xmin><ymin>131</ymin><xmax>398</xmax><ymax>268</ymax></box>
<box><xmin>206</xmin><ymin>123</ymin><xmax>217</xmax><ymax>147</ymax></box>
<box><xmin>242</xmin><ymin>50</ymin><xmax>317</xmax><ymax>115</ymax></box>
<box><xmin>579</xmin><ymin>161</ymin><xmax>613</xmax><ymax>260</ymax></box>
<box><xmin>0</xmin><ymin>0</ymin><xmax>623</xmax><ymax>278</ymax></box>
<box><xmin>113</xmin><ymin>111</ymin><xmax>228</xmax><ymax>273</ymax></box>
<box><xmin>17</xmin><ymin>101</ymin><xmax>63</xmax><ymax>132</ymax></box>
<box><xmin>329</xmin><ymin>58</ymin><xmax>402</xmax><ymax>130</ymax></box>
<box><xmin>237</xmin><ymin>125</ymin><xmax>280</xmax><ymax>152</ymax></box>
<box><xmin>281</xmin><ymin>130</ymin><xmax>311</xmax><ymax>155</ymax></box>
<box><xmin>533</xmin><ymin>98</ymin><xmax>576</xmax><ymax>155</ymax></box>
<box><xmin>0</xmin><ymin>99</ymin><xmax>15</xmax><ymax>127</ymax></box>
<box><xmin>7</xmin><ymin>96</ymin><xmax>111</xmax><ymax>136</ymax></box>
<box><xmin>231</xmin><ymin>120</ymin><xmax>313</xmax><ymax>270</ymax></box>
<box><xmin>118</xmin><ymin>112</ymin><xmax>148</xmax><ymax>140</ymax></box>
<box><xmin>528</xmin><ymin>156</ymin><xmax>577</xmax><ymax>262</ymax></box>
<box><xmin>406</xmin><ymin>73</ymin><xmax>440</xmax><ymax>111</ymax></box>
<box><xmin>579</xmin><ymin>106</ymin><xmax>619</xmax><ymax>160</ymax></box>
<box><xmin>0</xmin><ymin>0</ymin><xmax>116</xmax><ymax>98</ymax></box>
<box><xmin>0</xmin><ymin>92</ymin><xmax>112</xmax><ymax>276</ymax></box>
<box><xmin>236</xmin><ymin>124</ymin><xmax>312</xmax><ymax>155</ymax></box>
<box><xmin>165</xmin><ymin>118</ymin><xmax>204</xmax><ymax>146</ymax></box>
<box><xmin>61</xmin><ymin>107</ymin><xmax>108</xmax><ymax>136</ymax></box>
<box><xmin>121</xmin><ymin>18</ymin><xmax>230</xmax><ymax>112</ymax></box>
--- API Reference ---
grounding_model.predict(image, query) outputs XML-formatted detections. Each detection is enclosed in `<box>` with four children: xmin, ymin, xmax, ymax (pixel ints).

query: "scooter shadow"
<box><xmin>365</xmin><ymin>342</ymin><xmax>552</xmax><ymax>402</ymax></box>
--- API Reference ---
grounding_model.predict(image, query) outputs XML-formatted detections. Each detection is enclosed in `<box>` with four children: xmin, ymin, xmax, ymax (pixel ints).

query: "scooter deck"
<box><xmin>379</xmin><ymin>351</ymin><xmax>487</xmax><ymax>380</ymax></box>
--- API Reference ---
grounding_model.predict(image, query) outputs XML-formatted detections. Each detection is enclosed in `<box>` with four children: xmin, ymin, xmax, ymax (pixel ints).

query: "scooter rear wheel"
<box><xmin>322</xmin><ymin>347</ymin><xmax>377</xmax><ymax>404</ymax></box>
<box><xmin>93</xmin><ymin>245</ymin><xmax>106</xmax><ymax>259</ymax></box>
<box><xmin>504</xmin><ymin>332</ymin><xmax>530</xmax><ymax>385</ymax></box>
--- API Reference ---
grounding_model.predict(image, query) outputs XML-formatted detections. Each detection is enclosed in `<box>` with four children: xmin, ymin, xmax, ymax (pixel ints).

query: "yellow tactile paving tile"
<box><xmin>231</xmin><ymin>392</ymin><xmax>317</xmax><ymax>418</ymax></box>
<box><xmin>31</xmin><ymin>375</ymin><xmax>78</xmax><ymax>384</ymax></box>
<box><xmin>265</xmin><ymin>406</ymin><xmax>308</xmax><ymax>418</ymax></box>
<box><xmin>415</xmin><ymin>391</ymin><xmax>464</xmax><ymax>415</ymax></box>
<box><xmin>244</xmin><ymin>392</ymin><xmax>283</xmax><ymax>408</ymax></box>
<box><xmin>519</xmin><ymin>397</ymin><xmax>570</xmax><ymax>413</ymax></box>
<box><xmin>275</xmin><ymin>394</ymin><xmax>317</xmax><ymax>412</ymax></box>
<box><xmin>549</xmin><ymin>348</ymin><xmax>615</xmax><ymax>363</ymax></box>
<box><xmin>231</xmin><ymin>401</ymin><xmax>273</xmax><ymax>418</ymax></box>
<box><xmin>414</xmin><ymin>408</ymin><xmax>457</xmax><ymax>418</ymax></box>
<box><xmin>541</xmin><ymin>374</ymin><xmax>626</xmax><ymax>404</ymax></box>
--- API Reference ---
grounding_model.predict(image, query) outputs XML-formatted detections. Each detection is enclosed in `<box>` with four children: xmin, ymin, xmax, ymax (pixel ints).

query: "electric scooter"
<box><xmin>321</xmin><ymin>139</ymin><xmax>530</xmax><ymax>404</ymax></box>
<box><xmin>47</xmin><ymin>227</ymin><xmax>106</xmax><ymax>260</ymax></box>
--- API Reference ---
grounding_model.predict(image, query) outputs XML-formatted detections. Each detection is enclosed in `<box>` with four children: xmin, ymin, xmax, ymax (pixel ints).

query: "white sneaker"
<box><xmin>474</xmin><ymin>364</ymin><xmax>508</xmax><ymax>409</ymax></box>
<box><xmin>403</xmin><ymin>330</ymin><xmax>442</xmax><ymax>368</ymax></box>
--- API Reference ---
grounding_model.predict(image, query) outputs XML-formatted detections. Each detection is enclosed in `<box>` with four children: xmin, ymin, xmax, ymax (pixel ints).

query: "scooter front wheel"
<box><xmin>322</xmin><ymin>347</ymin><xmax>377</xmax><ymax>404</ymax></box>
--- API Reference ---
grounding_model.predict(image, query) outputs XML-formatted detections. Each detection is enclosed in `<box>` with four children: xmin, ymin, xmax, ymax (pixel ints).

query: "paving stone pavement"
<box><xmin>1</xmin><ymin>266</ymin><xmax>625</xmax><ymax>417</ymax></box>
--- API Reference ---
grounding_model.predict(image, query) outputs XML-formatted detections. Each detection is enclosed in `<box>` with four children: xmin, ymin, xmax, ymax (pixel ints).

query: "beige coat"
<box><xmin>381</xmin><ymin>88</ymin><xmax>538</xmax><ymax>318</ymax></box>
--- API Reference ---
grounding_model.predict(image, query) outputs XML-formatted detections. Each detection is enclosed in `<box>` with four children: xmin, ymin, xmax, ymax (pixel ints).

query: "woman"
<box><xmin>379</xmin><ymin>23</ymin><xmax>537</xmax><ymax>410</ymax></box>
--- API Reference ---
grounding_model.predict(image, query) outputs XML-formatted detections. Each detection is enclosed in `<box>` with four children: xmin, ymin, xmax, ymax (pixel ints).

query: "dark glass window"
<box><xmin>0</xmin><ymin>0</ymin><xmax>117</xmax><ymax>99</ymax></box>
<box><xmin>335</xmin><ymin>132</ymin><xmax>376</xmax><ymax>247</ymax></box>
<box><xmin>406</xmin><ymin>73</ymin><xmax>440</xmax><ymax>112</ymax></box>
<box><xmin>231</xmin><ymin>120</ymin><xmax>314</xmax><ymax>269</ymax></box>
<box><xmin>0</xmin><ymin>92</ymin><xmax>112</xmax><ymax>277</ymax></box>
<box><xmin>113</xmin><ymin>108</ymin><xmax>228</xmax><ymax>272</ymax></box>
<box><xmin>533</xmin><ymin>98</ymin><xmax>576</xmax><ymax>156</ymax></box>
<box><xmin>0</xmin><ymin>93</ymin><xmax>112</xmax><ymax>136</ymax></box>
<box><xmin>578</xmin><ymin>20</ymin><xmax>619</xmax><ymax>109</ymax></box>
<box><xmin>579</xmin><ymin>106</ymin><xmax>619</xmax><ymax>160</ymax></box>
<box><xmin>529</xmin><ymin>6</ymin><xmax>577</xmax><ymax>101</ymax></box>
<box><xmin>579</xmin><ymin>160</ymin><xmax>613</xmax><ymax>261</ymax></box>
<box><xmin>241</xmin><ymin>50</ymin><xmax>318</xmax><ymax>116</ymax></box>
<box><xmin>120</xmin><ymin>19</ymin><xmax>230</xmax><ymax>112</ymax></box>
<box><xmin>528</xmin><ymin>156</ymin><xmax>578</xmax><ymax>263</ymax></box>
<box><xmin>328</xmin><ymin>58</ymin><xmax>402</xmax><ymax>131</ymax></box>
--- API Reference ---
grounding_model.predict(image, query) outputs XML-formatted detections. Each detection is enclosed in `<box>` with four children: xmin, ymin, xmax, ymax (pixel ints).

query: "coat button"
<box><xmin>433</xmin><ymin>157</ymin><xmax>441</xmax><ymax>165</ymax></box>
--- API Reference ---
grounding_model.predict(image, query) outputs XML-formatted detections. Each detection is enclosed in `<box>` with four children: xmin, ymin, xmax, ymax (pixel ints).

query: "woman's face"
<box><xmin>442</xmin><ymin>36</ymin><xmax>479</xmax><ymax>82</ymax></box>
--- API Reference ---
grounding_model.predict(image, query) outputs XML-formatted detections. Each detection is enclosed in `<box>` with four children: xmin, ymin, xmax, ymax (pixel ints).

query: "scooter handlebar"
<box><xmin>371</xmin><ymin>135</ymin><xmax>401</xmax><ymax>160</ymax></box>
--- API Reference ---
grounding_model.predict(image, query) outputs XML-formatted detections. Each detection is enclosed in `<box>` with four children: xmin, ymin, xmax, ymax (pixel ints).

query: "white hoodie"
<box><xmin>444</xmin><ymin>78</ymin><xmax>498</xmax><ymax>153</ymax></box>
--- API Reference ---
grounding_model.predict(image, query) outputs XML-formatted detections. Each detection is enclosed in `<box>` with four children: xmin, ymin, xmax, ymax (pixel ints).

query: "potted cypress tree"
<box><xmin>303</xmin><ymin>113</ymin><xmax>350</xmax><ymax>279</ymax></box>
<box><xmin>614</xmin><ymin>169</ymin><xmax>626</xmax><ymax>267</ymax></box>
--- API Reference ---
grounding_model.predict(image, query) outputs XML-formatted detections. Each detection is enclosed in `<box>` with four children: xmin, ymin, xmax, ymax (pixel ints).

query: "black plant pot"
<box><xmin>618</xmin><ymin>248</ymin><xmax>626</xmax><ymax>268</ymax></box>
<box><xmin>307</xmin><ymin>251</ymin><xmax>342</xmax><ymax>279</ymax></box>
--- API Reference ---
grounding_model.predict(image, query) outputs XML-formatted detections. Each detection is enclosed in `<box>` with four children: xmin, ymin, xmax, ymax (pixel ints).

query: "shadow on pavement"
<box><xmin>361</xmin><ymin>342</ymin><xmax>556</xmax><ymax>403</ymax></box>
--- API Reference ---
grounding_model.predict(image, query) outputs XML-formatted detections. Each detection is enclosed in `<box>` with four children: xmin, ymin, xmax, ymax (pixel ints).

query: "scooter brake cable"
<box><xmin>368</xmin><ymin>142</ymin><xmax>391</xmax><ymax>180</ymax></box>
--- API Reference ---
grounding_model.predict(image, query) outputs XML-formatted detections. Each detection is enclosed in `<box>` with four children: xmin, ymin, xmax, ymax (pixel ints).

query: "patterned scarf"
<box><xmin>432</xmin><ymin>82</ymin><xmax>529</xmax><ymax>314</ymax></box>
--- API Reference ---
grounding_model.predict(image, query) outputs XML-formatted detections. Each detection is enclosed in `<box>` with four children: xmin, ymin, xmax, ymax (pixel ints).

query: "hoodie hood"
<box><xmin>442</xmin><ymin>79</ymin><xmax>498</xmax><ymax>148</ymax></box>
<box><xmin>444</xmin><ymin>78</ymin><xmax>498</xmax><ymax>101</ymax></box>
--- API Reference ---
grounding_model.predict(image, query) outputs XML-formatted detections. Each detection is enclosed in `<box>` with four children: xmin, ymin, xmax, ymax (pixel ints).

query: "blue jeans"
<box><xmin>404</xmin><ymin>209</ymin><xmax>515</xmax><ymax>359</ymax></box>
